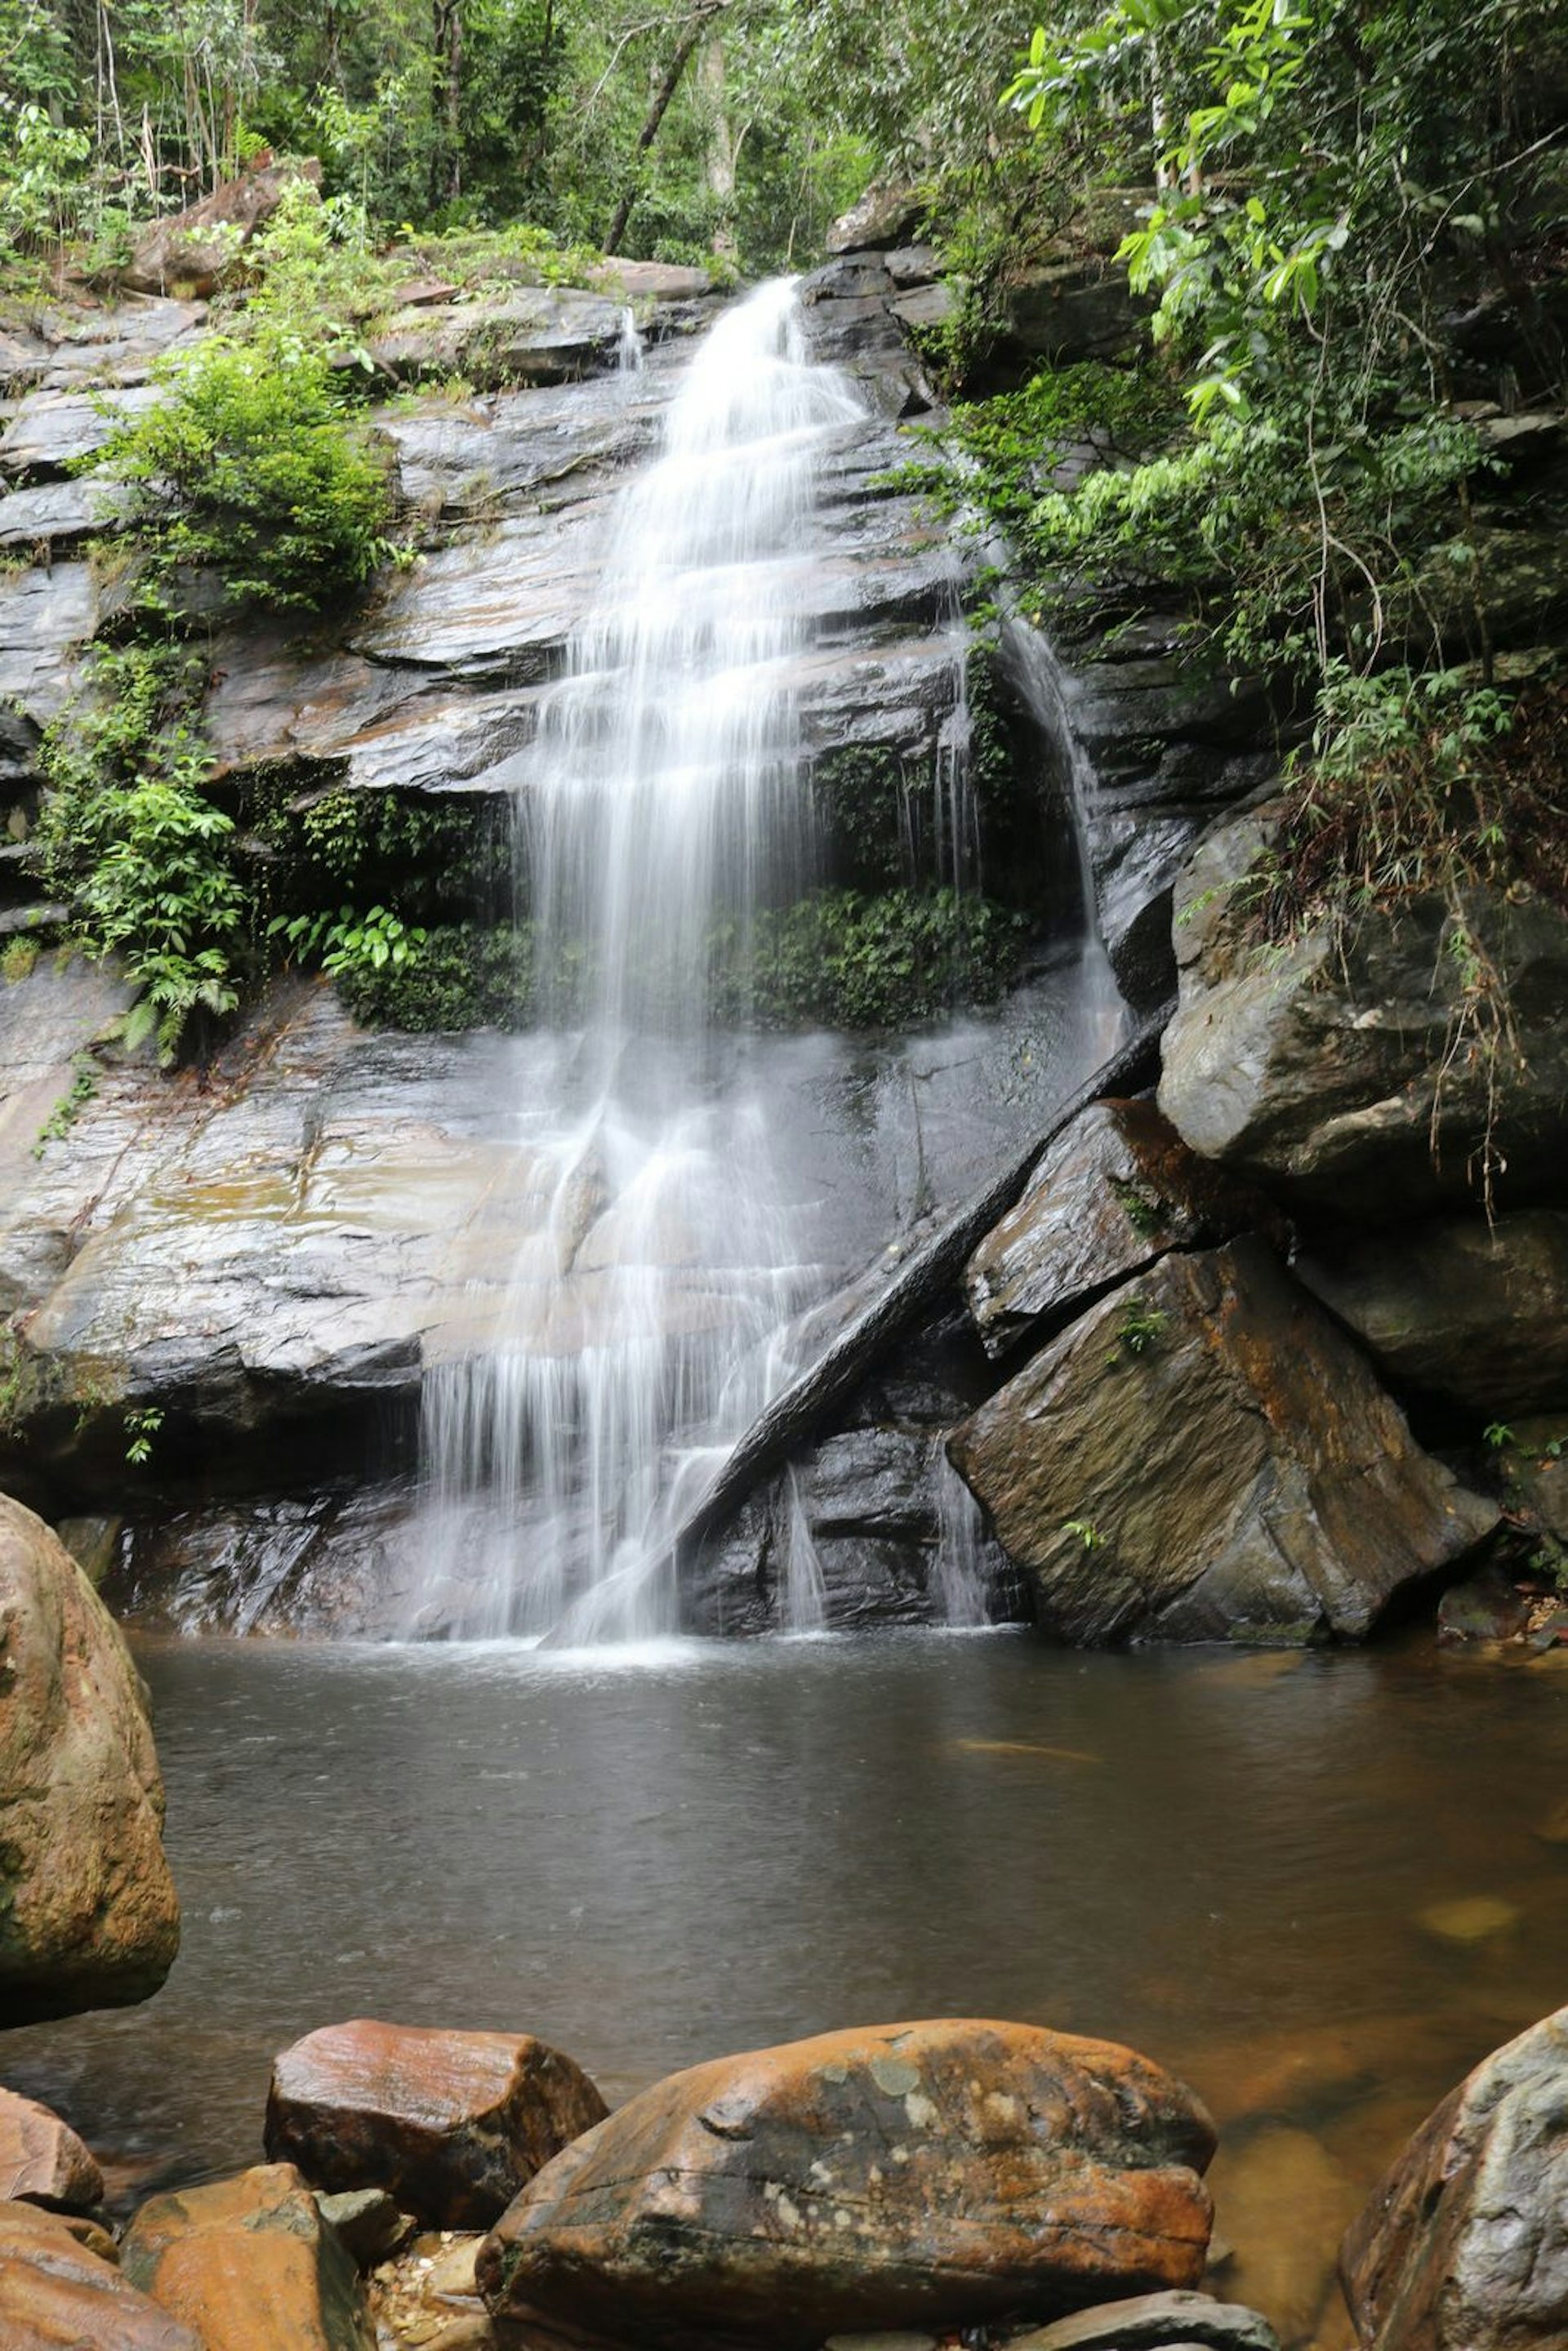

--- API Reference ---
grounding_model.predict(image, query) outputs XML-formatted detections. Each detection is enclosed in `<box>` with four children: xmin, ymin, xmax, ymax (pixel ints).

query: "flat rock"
<box><xmin>265</xmin><ymin>2019</ymin><xmax>608</xmax><ymax>2228</ymax></box>
<box><xmin>964</xmin><ymin>1098</ymin><xmax>1281</xmax><ymax>1358</ymax></box>
<box><xmin>1340</xmin><ymin>2006</ymin><xmax>1568</xmax><ymax>2350</ymax></box>
<box><xmin>0</xmin><ymin>2087</ymin><xmax>104</xmax><ymax>2211</ymax></box>
<box><xmin>0</xmin><ymin>2197</ymin><xmax>200</xmax><ymax>2349</ymax></box>
<box><xmin>947</xmin><ymin>1240</ymin><xmax>1498</xmax><ymax>1645</ymax></box>
<box><xmin>364</xmin><ymin>287</ymin><xmax>628</xmax><ymax>386</ymax></box>
<box><xmin>121</xmin><ymin>2162</ymin><xmax>373</xmax><ymax>2351</ymax></box>
<box><xmin>1297</xmin><ymin>1211</ymin><xmax>1568</xmax><ymax>1417</ymax></box>
<box><xmin>0</xmin><ymin>1493</ymin><xmax>180</xmax><ymax>2020</ymax></box>
<box><xmin>477</xmin><ymin>2017</ymin><xmax>1216</xmax><ymax>2349</ymax></box>
<box><xmin>1009</xmin><ymin>2289</ymin><xmax>1281</xmax><ymax>2351</ymax></box>
<box><xmin>0</xmin><ymin>383</ymin><xmax>160</xmax><ymax>477</ymax></box>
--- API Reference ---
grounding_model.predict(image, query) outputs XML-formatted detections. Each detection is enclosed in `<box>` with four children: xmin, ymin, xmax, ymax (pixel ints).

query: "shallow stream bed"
<box><xmin>10</xmin><ymin>1628</ymin><xmax>1568</xmax><ymax>2344</ymax></box>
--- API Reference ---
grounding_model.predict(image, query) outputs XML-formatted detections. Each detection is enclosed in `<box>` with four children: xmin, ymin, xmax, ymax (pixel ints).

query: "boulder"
<box><xmin>1296</xmin><ymin>1211</ymin><xmax>1568</xmax><ymax>1418</ymax></box>
<box><xmin>947</xmin><ymin>1240</ymin><xmax>1497</xmax><ymax>1645</ymax></box>
<box><xmin>0</xmin><ymin>1493</ymin><xmax>180</xmax><ymax>2021</ymax></box>
<box><xmin>0</xmin><ymin>2087</ymin><xmax>104</xmax><ymax>2211</ymax></box>
<box><xmin>265</xmin><ymin>2019</ymin><xmax>608</xmax><ymax>2228</ymax></box>
<box><xmin>1157</xmin><ymin>809</ymin><xmax>1568</xmax><ymax>1213</ymax></box>
<box><xmin>1009</xmin><ymin>2291</ymin><xmax>1281</xmax><ymax>2351</ymax></box>
<box><xmin>1340</xmin><ymin>2005</ymin><xmax>1568</xmax><ymax>2351</ymax></box>
<box><xmin>964</xmin><ymin>1098</ymin><xmax>1283</xmax><ymax>1359</ymax></box>
<box><xmin>0</xmin><ymin>2197</ymin><xmax>200</xmax><ymax>2350</ymax></box>
<box><xmin>477</xmin><ymin>2017</ymin><xmax>1216</xmax><ymax>2350</ymax></box>
<box><xmin>826</xmin><ymin>186</ymin><xmax>926</xmax><ymax>255</ymax></box>
<box><xmin>120</xmin><ymin>2162</ymin><xmax>372</xmax><ymax>2351</ymax></box>
<box><xmin>122</xmin><ymin>157</ymin><xmax>322</xmax><ymax>296</ymax></box>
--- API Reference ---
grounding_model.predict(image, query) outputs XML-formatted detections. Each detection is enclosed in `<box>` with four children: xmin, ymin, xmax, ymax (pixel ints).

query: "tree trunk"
<box><xmin>701</xmin><ymin>33</ymin><xmax>737</xmax><ymax>258</ymax></box>
<box><xmin>604</xmin><ymin>1</ymin><xmax>725</xmax><ymax>254</ymax></box>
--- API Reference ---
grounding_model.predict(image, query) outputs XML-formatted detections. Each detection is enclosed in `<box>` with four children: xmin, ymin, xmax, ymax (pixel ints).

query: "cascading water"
<box><xmin>413</xmin><ymin>280</ymin><xmax>868</xmax><ymax>1644</ymax></box>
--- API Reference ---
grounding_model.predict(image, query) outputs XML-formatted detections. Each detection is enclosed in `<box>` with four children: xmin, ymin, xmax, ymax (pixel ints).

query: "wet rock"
<box><xmin>265</xmin><ymin>2019</ymin><xmax>608</xmax><ymax>2229</ymax></box>
<box><xmin>1010</xmin><ymin>2290</ymin><xmax>1281</xmax><ymax>2351</ymax></box>
<box><xmin>0</xmin><ymin>1493</ymin><xmax>180</xmax><ymax>2021</ymax></box>
<box><xmin>1437</xmin><ymin>1565</ymin><xmax>1533</xmax><ymax>1645</ymax></box>
<box><xmin>1158</xmin><ymin>810</ymin><xmax>1568</xmax><ymax>1213</ymax></box>
<box><xmin>122</xmin><ymin>2161</ymin><xmax>372</xmax><ymax>2350</ymax></box>
<box><xmin>964</xmin><ymin>1098</ymin><xmax>1282</xmax><ymax>1359</ymax></box>
<box><xmin>477</xmin><ymin>2017</ymin><xmax>1216</xmax><ymax>2349</ymax></box>
<box><xmin>0</xmin><ymin>2088</ymin><xmax>104</xmax><ymax>2211</ymax></box>
<box><xmin>948</xmin><ymin>1240</ymin><xmax>1497</xmax><ymax>1646</ymax></box>
<box><xmin>364</xmin><ymin>287</ymin><xmax>630</xmax><ymax>387</ymax></box>
<box><xmin>1297</xmin><ymin>1212</ymin><xmax>1568</xmax><ymax>1418</ymax></box>
<box><xmin>0</xmin><ymin>383</ymin><xmax>161</xmax><ymax>478</ymax></box>
<box><xmin>122</xmin><ymin>158</ymin><xmax>321</xmax><ymax>296</ymax></box>
<box><xmin>0</xmin><ymin>2197</ymin><xmax>201</xmax><ymax>2350</ymax></box>
<box><xmin>1340</xmin><ymin>2005</ymin><xmax>1568</xmax><ymax>2351</ymax></box>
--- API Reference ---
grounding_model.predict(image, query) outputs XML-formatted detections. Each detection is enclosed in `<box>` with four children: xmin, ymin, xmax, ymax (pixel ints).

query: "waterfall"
<box><xmin>412</xmin><ymin>279</ymin><xmax>866</xmax><ymax>1645</ymax></box>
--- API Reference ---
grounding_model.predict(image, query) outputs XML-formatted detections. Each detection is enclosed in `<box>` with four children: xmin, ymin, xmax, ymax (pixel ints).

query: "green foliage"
<box><xmin>270</xmin><ymin>902</ymin><xmax>427</xmax><ymax>976</ymax></box>
<box><xmin>731</xmin><ymin>887</ymin><xmax>1027</xmax><ymax>1028</ymax></box>
<box><xmin>92</xmin><ymin>328</ymin><xmax>395</xmax><ymax>617</ymax></box>
<box><xmin>122</xmin><ymin>1405</ymin><xmax>163</xmax><ymax>1466</ymax></box>
<box><xmin>1</xmin><ymin>936</ymin><xmax>38</xmax><ymax>984</ymax></box>
<box><xmin>1107</xmin><ymin>1293</ymin><xmax>1169</xmax><ymax>1365</ymax></box>
<box><xmin>334</xmin><ymin>920</ymin><xmax>536</xmax><ymax>1030</ymax></box>
<box><xmin>33</xmin><ymin>1051</ymin><xmax>98</xmax><ymax>1154</ymax></box>
<box><xmin>1061</xmin><ymin>1516</ymin><xmax>1106</xmax><ymax>1549</ymax></box>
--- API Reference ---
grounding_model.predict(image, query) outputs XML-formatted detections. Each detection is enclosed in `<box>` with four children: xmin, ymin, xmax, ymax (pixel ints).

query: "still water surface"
<box><xmin>10</xmin><ymin>1631</ymin><xmax>1568</xmax><ymax>2335</ymax></box>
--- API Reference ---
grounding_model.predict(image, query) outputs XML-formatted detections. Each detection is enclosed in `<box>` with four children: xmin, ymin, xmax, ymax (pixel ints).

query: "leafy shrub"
<box><xmin>725</xmin><ymin>888</ymin><xmax>1027</xmax><ymax>1030</ymax></box>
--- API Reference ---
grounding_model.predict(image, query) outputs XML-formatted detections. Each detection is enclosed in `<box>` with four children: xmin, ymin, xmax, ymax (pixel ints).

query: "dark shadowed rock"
<box><xmin>121</xmin><ymin>2162</ymin><xmax>372</xmax><ymax>2351</ymax></box>
<box><xmin>1296</xmin><ymin>1211</ymin><xmax>1568</xmax><ymax>1418</ymax></box>
<box><xmin>1340</xmin><ymin>2005</ymin><xmax>1568</xmax><ymax>2351</ymax></box>
<box><xmin>265</xmin><ymin>2019</ymin><xmax>608</xmax><ymax>2228</ymax></box>
<box><xmin>0</xmin><ymin>2089</ymin><xmax>104</xmax><ymax>2211</ymax></box>
<box><xmin>478</xmin><ymin>2018</ymin><xmax>1215</xmax><ymax>2351</ymax></box>
<box><xmin>0</xmin><ymin>2197</ymin><xmax>201</xmax><ymax>2350</ymax></box>
<box><xmin>0</xmin><ymin>1494</ymin><xmax>179</xmax><ymax>2021</ymax></box>
<box><xmin>949</xmin><ymin>1240</ymin><xmax>1497</xmax><ymax>1645</ymax></box>
<box><xmin>964</xmin><ymin>1098</ymin><xmax>1283</xmax><ymax>1358</ymax></box>
<box><xmin>1437</xmin><ymin>1565</ymin><xmax>1533</xmax><ymax>1645</ymax></box>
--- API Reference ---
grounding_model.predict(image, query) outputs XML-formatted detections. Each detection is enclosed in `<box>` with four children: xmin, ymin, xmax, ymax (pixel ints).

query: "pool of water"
<box><xmin>8</xmin><ymin>1629</ymin><xmax>1567</xmax><ymax>2344</ymax></box>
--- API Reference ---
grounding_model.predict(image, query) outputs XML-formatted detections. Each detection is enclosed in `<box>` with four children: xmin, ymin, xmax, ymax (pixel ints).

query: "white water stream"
<box><xmin>414</xmin><ymin>282</ymin><xmax>894</xmax><ymax>1642</ymax></box>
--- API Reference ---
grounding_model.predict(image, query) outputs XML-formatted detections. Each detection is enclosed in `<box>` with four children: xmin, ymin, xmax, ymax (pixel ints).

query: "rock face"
<box><xmin>120</xmin><ymin>2162</ymin><xmax>372</xmax><ymax>2351</ymax></box>
<box><xmin>964</xmin><ymin>1098</ymin><xmax>1281</xmax><ymax>1360</ymax></box>
<box><xmin>0</xmin><ymin>1493</ymin><xmax>179</xmax><ymax>2021</ymax></box>
<box><xmin>0</xmin><ymin>2089</ymin><xmax>104</xmax><ymax>2211</ymax></box>
<box><xmin>265</xmin><ymin>2019</ymin><xmax>608</xmax><ymax>2227</ymax></box>
<box><xmin>1157</xmin><ymin>809</ymin><xmax>1568</xmax><ymax>1212</ymax></box>
<box><xmin>1297</xmin><ymin>1210</ymin><xmax>1568</xmax><ymax>1419</ymax></box>
<box><xmin>1340</xmin><ymin>2005</ymin><xmax>1568</xmax><ymax>2351</ymax></box>
<box><xmin>0</xmin><ymin>2198</ymin><xmax>201</xmax><ymax>2349</ymax></box>
<box><xmin>121</xmin><ymin>157</ymin><xmax>322</xmax><ymax>296</ymax></box>
<box><xmin>477</xmin><ymin>2018</ymin><xmax>1217</xmax><ymax>2351</ymax></box>
<box><xmin>948</xmin><ymin>1240</ymin><xmax>1497</xmax><ymax>1645</ymax></box>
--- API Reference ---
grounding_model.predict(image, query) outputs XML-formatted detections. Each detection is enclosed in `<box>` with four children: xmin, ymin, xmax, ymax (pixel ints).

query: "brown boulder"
<box><xmin>1340</xmin><ymin>2006</ymin><xmax>1568</xmax><ymax>2351</ymax></box>
<box><xmin>121</xmin><ymin>2161</ymin><xmax>372</xmax><ymax>2351</ymax></box>
<box><xmin>0</xmin><ymin>2087</ymin><xmax>103</xmax><ymax>2211</ymax></box>
<box><xmin>964</xmin><ymin>1098</ymin><xmax>1282</xmax><ymax>1359</ymax></box>
<box><xmin>948</xmin><ymin>1240</ymin><xmax>1497</xmax><ymax>1645</ymax></box>
<box><xmin>122</xmin><ymin>158</ymin><xmax>322</xmax><ymax>296</ymax></box>
<box><xmin>265</xmin><ymin>2018</ymin><xmax>608</xmax><ymax>2228</ymax></box>
<box><xmin>0</xmin><ymin>1492</ymin><xmax>180</xmax><ymax>2022</ymax></box>
<box><xmin>0</xmin><ymin>2197</ymin><xmax>200</xmax><ymax>2350</ymax></box>
<box><xmin>477</xmin><ymin>2018</ymin><xmax>1216</xmax><ymax>2351</ymax></box>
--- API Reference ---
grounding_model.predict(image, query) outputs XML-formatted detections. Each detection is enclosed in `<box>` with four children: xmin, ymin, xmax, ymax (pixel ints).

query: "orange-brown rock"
<box><xmin>0</xmin><ymin>2087</ymin><xmax>103</xmax><ymax>2211</ymax></box>
<box><xmin>477</xmin><ymin>2018</ymin><xmax>1217</xmax><ymax>2351</ymax></box>
<box><xmin>1340</xmin><ymin>2006</ymin><xmax>1568</xmax><ymax>2351</ymax></box>
<box><xmin>0</xmin><ymin>2196</ymin><xmax>201</xmax><ymax>2350</ymax></box>
<box><xmin>0</xmin><ymin>1493</ymin><xmax>180</xmax><ymax>2022</ymax></box>
<box><xmin>120</xmin><ymin>2161</ymin><xmax>372</xmax><ymax>2351</ymax></box>
<box><xmin>265</xmin><ymin>2019</ymin><xmax>608</xmax><ymax>2228</ymax></box>
<box><xmin>121</xmin><ymin>157</ymin><xmax>323</xmax><ymax>296</ymax></box>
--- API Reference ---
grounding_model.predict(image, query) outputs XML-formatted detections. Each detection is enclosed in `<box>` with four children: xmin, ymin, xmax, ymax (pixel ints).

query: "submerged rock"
<box><xmin>265</xmin><ymin>2019</ymin><xmax>608</xmax><ymax>2229</ymax></box>
<box><xmin>0</xmin><ymin>2088</ymin><xmax>104</xmax><ymax>2212</ymax></box>
<box><xmin>0</xmin><ymin>1493</ymin><xmax>179</xmax><ymax>2021</ymax></box>
<box><xmin>948</xmin><ymin>1240</ymin><xmax>1497</xmax><ymax>1645</ymax></box>
<box><xmin>477</xmin><ymin>2017</ymin><xmax>1216</xmax><ymax>2349</ymax></box>
<box><xmin>122</xmin><ymin>2162</ymin><xmax>372</xmax><ymax>2351</ymax></box>
<box><xmin>0</xmin><ymin>2197</ymin><xmax>200</xmax><ymax>2351</ymax></box>
<box><xmin>964</xmin><ymin>1098</ymin><xmax>1282</xmax><ymax>1360</ymax></box>
<box><xmin>1340</xmin><ymin>2005</ymin><xmax>1568</xmax><ymax>2351</ymax></box>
